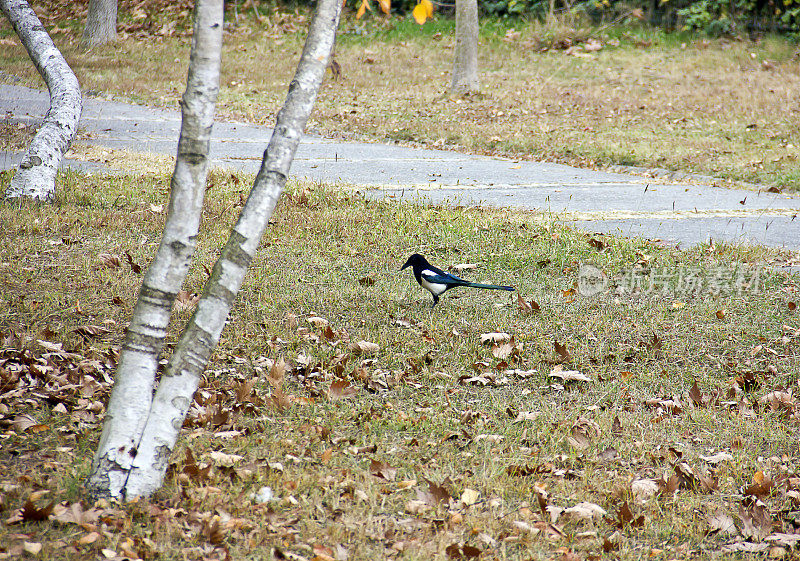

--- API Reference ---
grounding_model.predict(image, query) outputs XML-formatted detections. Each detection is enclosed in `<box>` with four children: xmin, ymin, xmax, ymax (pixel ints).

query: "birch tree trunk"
<box><xmin>81</xmin><ymin>0</ymin><xmax>117</xmax><ymax>48</ymax></box>
<box><xmin>450</xmin><ymin>0</ymin><xmax>480</xmax><ymax>94</ymax></box>
<box><xmin>0</xmin><ymin>0</ymin><xmax>82</xmax><ymax>201</ymax></box>
<box><xmin>86</xmin><ymin>0</ymin><xmax>225</xmax><ymax>500</ymax></box>
<box><xmin>87</xmin><ymin>0</ymin><xmax>343</xmax><ymax>500</ymax></box>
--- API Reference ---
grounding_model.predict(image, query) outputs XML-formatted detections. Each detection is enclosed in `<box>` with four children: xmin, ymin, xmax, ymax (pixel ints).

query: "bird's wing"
<box><xmin>420</xmin><ymin>269</ymin><xmax>463</xmax><ymax>285</ymax></box>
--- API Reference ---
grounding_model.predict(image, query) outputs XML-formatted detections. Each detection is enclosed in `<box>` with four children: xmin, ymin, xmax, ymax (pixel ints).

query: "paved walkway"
<box><xmin>2</xmin><ymin>84</ymin><xmax>798</xmax><ymax>251</ymax></box>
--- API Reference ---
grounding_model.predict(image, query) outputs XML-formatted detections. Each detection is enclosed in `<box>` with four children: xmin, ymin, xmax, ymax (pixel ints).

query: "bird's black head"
<box><xmin>401</xmin><ymin>253</ymin><xmax>427</xmax><ymax>271</ymax></box>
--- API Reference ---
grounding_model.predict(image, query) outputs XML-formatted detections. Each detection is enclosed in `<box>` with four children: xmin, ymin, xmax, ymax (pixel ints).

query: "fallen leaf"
<box><xmin>631</xmin><ymin>479</ymin><xmax>659</xmax><ymax>503</ymax></box>
<box><xmin>329</xmin><ymin>379</ymin><xmax>358</xmax><ymax>400</ymax></box>
<box><xmin>461</xmin><ymin>488</ymin><xmax>480</xmax><ymax>506</ymax></box>
<box><xmin>611</xmin><ymin>415</ymin><xmax>623</xmax><ymax>436</ymax></box>
<box><xmin>548</xmin><ymin>367</ymin><xmax>590</xmax><ymax>383</ymax></box>
<box><xmin>554</xmin><ymin>340</ymin><xmax>571</xmax><ymax>361</ymax></box>
<box><xmin>209</xmin><ymin>451</ymin><xmax>243</xmax><ymax>467</ymax></box>
<box><xmin>23</xmin><ymin>542</ymin><xmax>42</xmax><ymax>555</ymax></box>
<box><xmin>349</xmin><ymin>340</ymin><xmax>380</xmax><ymax>355</ymax></box>
<box><xmin>72</xmin><ymin>325</ymin><xmax>111</xmax><ymax>339</ymax></box>
<box><xmin>369</xmin><ymin>459</ymin><xmax>397</xmax><ymax>481</ymax></box>
<box><xmin>563</xmin><ymin>502</ymin><xmax>606</xmax><ymax>521</ymax></box>
<box><xmin>98</xmin><ymin>253</ymin><xmax>121</xmax><ymax>269</ymax></box>
<box><xmin>124</xmin><ymin>251</ymin><xmax>142</xmax><ymax>274</ymax></box>
<box><xmin>516</xmin><ymin>293</ymin><xmax>541</xmax><ymax>314</ymax></box>
<box><xmin>708</xmin><ymin>511</ymin><xmax>738</xmax><ymax>536</ymax></box>
<box><xmin>445</xmin><ymin>543</ymin><xmax>480</xmax><ymax>559</ymax></box>
<box><xmin>700</xmin><ymin>452</ymin><xmax>734</xmax><ymax>465</ymax></box>
<box><xmin>480</xmin><ymin>332</ymin><xmax>510</xmax><ymax>344</ymax></box>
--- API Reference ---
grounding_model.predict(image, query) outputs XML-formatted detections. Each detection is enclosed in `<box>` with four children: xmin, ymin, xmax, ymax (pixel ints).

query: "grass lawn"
<box><xmin>0</xmin><ymin>5</ymin><xmax>799</xmax><ymax>190</ymax></box>
<box><xmin>1</xmin><ymin>2</ymin><xmax>800</xmax><ymax>558</ymax></box>
<box><xmin>0</xmin><ymin>168</ymin><xmax>799</xmax><ymax>559</ymax></box>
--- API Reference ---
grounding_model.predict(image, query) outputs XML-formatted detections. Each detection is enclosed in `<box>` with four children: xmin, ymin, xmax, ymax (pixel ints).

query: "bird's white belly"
<box><xmin>421</xmin><ymin>276</ymin><xmax>447</xmax><ymax>296</ymax></box>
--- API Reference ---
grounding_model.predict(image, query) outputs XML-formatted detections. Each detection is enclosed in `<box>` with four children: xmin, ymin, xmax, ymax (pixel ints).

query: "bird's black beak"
<box><xmin>400</xmin><ymin>258</ymin><xmax>412</xmax><ymax>271</ymax></box>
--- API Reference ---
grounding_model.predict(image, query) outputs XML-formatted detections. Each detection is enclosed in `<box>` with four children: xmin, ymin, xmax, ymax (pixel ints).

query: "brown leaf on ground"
<box><xmin>563</xmin><ymin>501</ymin><xmax>606</xmax><ymax>521</ymax></box>
<box><xmin>605</xmin><ymin>500</ymin><xmax>644</xmax><ymax>528</ymax></box>
<box><xmin>423</xmin><ymin>477</ymin><xmax>452</xmax><ymax>505</ymax></box>
<box><xmin>516</xmin><ymin>293</ymin><xmax>541</xmax><ymax>314</ymax></box>
<box><xmin>72</xmin><ymin>325</ymin><xmax>111</xmax><ymax>340</ymax></box>
<box><xmin>588</xmin><ymin>237</ymin><xmax>606</xmax><ymax>250</ymax></box>
<box><xmin>175</xmin><ymin>290</ymin><xmax>200</xmax><ymax>312</ymax></box>
<box><xmin>124</xmin><ymin>251</ymin><xmax>142</xmax><ymax>273</ymax></box>
<box><xmin>631</xmin><ymin>479</ymin><xmax>660</xmax><ymax>503</ymax></box>
<box><xmin>506</xmin><ymin>464</ymin><xmax>536</xmax><ymax>477</ymax></box>
<box><xmin>10</xmin><ymin>414</ymin><xmax>40</xmax><ymax>432</ymax></box>
<box><xmin>51</xmin><ymin>501</ymin><xmax>102</xmax><ymax>526</ymax></box>
<box><xmin>349</xmin><ymin>340</ymin><xmax>380</xmax><ymax>355</ymax></box>
<box><xmin>674</xmin><ymin>462</ymin><xmax>718</xmax><ymax>493</ymax></box>
<box><xmin>98</xmin><ymin>253</ymin><xmax>121</xmax><ymax>269</ymax></box>
<box><xmin>5</xmin><ymin>499</ymin><xmax>55</xmax><ymax>524</ymax></box>
<box><xmin>369</xmin><ymin>459</ymin><xmax>397</xmax><ymax>481</ymax></box>
<box><xmin>739</xmin><ymin>500</ymin><xmax>773</xmax><ymax>541</ymax></box>
<box><xmin>491</xmin><ymin>336</ymin><xmax>519</xmax><ymax>360</ymax></box>
<box><xmin>266</xmin><ymin>358</ymin><xmax>292</xmax><ymax>410</ymax></box>
<box><xmin>759</xmin><ymin>390</ymin><xmax>796</xmax><ymax>417</ymax></box>
<box><xmin>744</xmin><ymin>471</ymin><xmax>774</xmax><ymax>499</ymax></box>
<box><xmin>611</xmin><ymin>415</ymin><xmax>623</xmax><ymax>437</ymax></box>
<box><xmin>688</xmin><ymin>380</ymin><xmax>704</xmax><ymax>406</ymax></box>
<box><xmin>567</xmin><ymin>425</ymin><xmax>591</xmax><ymax>450</ymax></box>
<box><xmin>182</xmin><ymin>448</ymin><xmax>211</xmax><ymax>482</ymax></box>
<box><xmin>549</xmin><ymin>367</ymin><xmax>591</xmax><ymax>383</ymax></box>
<box><xmin>597</xmin><ymin>446</ymin><xmax>619</xmax><ymax>462</ymax></box>
<box><xmin>707</xmin><ymin>510</ymin><xmax>738</xmax><ymax>536</ymax></box>
<box><xmin>554</xmin><ymin>340</ymin><xmax>571</xmax><ymax>361</ymax></box>
<box><xmin>329</xmin><ymin>379</ymin><xmax>358</xmax><ymax>400</ymax></box>
<box><xmin>202</xmin><ymin>516</ymin><xmax>225</xmax><ymax>545</ymax></box>
<box><xmin>445</xmin><ymin>543</ymin><xmax>481</xmax><ymax>559</ymax></box>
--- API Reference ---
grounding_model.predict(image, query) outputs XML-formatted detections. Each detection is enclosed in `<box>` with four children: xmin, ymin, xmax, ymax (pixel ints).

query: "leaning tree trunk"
<box><xmin>450</xmin><ymin>0</ymin><xmax>479</xmax><ymax>94</ymax></box>
<box><xmin>0</xmin><ymin>0</ymin><xmax>82</xmax><ymax>200</ymax></box>
<box><xmin>87</xmin><ymin>0</ymin><xmax>343</xmax><ymax>500</ymax></box>
<box><xmin>85</xmin><ymin>0</ymin><xmax>225</xmax><ymax>501</ymax></box>
<box><xmin>81</xmin><ymin>0</ymin><xmax>117</xmax><ymax>48</ymax></box>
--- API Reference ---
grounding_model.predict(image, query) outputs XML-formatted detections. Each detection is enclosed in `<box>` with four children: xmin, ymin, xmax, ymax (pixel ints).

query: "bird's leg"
<box><xmin>431</xmin><ymin>295</ymin><xmax>439</xmax><ymax>308</ymax></box>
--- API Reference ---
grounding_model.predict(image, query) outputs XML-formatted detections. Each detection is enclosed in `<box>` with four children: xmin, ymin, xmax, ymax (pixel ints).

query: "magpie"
<box><xmin>401</xmin><ymin>253</ymin><xmax>515</xmax><ymax>307</ymax></box>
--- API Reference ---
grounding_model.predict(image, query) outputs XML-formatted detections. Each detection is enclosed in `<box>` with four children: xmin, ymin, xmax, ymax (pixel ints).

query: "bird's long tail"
<box><xmin>462</xmin><ymin>282</ymin><xmax>515</xmax><ymax>291</ymax></box>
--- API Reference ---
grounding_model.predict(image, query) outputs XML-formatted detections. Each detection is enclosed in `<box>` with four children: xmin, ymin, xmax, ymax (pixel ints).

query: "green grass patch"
<box><xmin>1</xmin><ymin>169</ymin><xmax>798</xmax><ymax>559</ymax></box>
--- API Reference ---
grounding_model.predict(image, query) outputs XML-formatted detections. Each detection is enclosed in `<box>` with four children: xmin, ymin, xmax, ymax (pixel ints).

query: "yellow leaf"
<box><xmin>412</xmin><ymin>0</ymin><xmax>433</xmax><ymax>24</ymax></box>
<box><xmin>378</xmin><ymin>0</ymin><xmax>391</xmax><ymax>14</ymax></box>
<box><xmin>356</xmin><ymin>0</ymin><xmax>370</xmax><ymax>19</ymax></box>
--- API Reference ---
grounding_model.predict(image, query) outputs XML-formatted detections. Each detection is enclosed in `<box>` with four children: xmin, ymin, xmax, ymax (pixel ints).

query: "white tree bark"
<box><xmin>87</xmin><ymin>0</ymin><xmax>343</xmax><ymax>500</ymax></box>
<box><xmin>86</xmin><ymin>0</ymin><xmax>225</xmax><ymax>500</ymax></box>
<box><xmin>450</xmin><ymin>0</ymin><xmax>480</xmax><ymax>94</ymax></box>
<box><xmin>81</xmin><ymin>0</ymin><xmax>117</xmax><ymax>48</ymax></box>
<box><xmin>0</xmin><ymin>0</ymin><xmax>82</xmax><ymax>200</ymax></box>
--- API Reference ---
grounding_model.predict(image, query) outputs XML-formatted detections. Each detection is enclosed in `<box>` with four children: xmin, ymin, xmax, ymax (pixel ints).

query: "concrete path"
<box><xmin>2</xmin><ymin>84</ymin><xmax>798</xmax><ymax>251</ymax></box>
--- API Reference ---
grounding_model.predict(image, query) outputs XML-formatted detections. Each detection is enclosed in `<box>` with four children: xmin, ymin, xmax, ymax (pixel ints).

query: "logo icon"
<box><xmin>578</xmin><ymin>264</ymin><xmax>608</xmax><ymax>296</ymax></box>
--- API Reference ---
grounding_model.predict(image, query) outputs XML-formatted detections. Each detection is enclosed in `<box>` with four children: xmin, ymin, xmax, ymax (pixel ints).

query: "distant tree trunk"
<box><xmin>450</xmin><ymin>0</ymin><xmax>479</xmax><ymax>94</ymax></box>
<box><xmin>81</xmin><ymin>0</ymin><xmax>117</xmax><ymax>48</ymax></box>
<box><xmin>0</xmin><ymin>0</ymin><xmax>82</xmax><ymax>201</ymax></box>
<box><xmin>86</xmin><ymin>0</ymin><xmax>343</xmax><ymax>501</ymax></box>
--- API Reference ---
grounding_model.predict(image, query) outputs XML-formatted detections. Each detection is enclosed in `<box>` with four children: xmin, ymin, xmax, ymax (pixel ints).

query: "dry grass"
<box><xmin>0</xmin><ymin>118</ymin><xmax>36</xmax><ymax>152</ymax></box>
<box><xmin>1</xmin><ymin>168</ymin><xmax>799</xmax><ymax>559</ymax></box>
<box><xmin>2</xmin><ymin>10</ymin><xmax>799</xmax><ymax>189</ymax></box>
